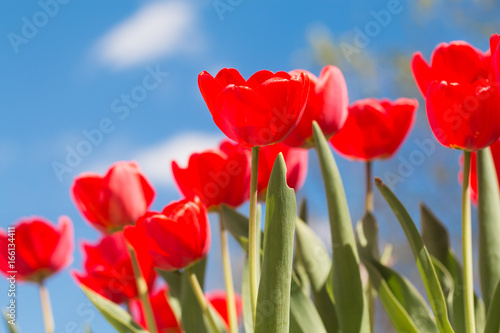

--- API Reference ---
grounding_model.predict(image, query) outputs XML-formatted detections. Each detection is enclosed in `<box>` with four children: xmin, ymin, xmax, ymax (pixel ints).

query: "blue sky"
<box><xmin>1</xmin><ymin>0</ymin><xmax>499</xmax><ymax>331</ymax></box>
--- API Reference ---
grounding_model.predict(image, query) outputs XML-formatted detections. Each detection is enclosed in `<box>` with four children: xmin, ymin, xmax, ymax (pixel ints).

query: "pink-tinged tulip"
<box><xmin>172</xmin><ymin>140</ymin><xmax>251</xmax><ymax>210</ymax></box>
<box><xmin>74</xmin><ymin>232</ymin><xmax>156</xmax><ymax>304</ymax></box>
<box><xmin>124</xmin><ymin>197</ymin><xmax>210</xmax><ymax>271</ymax></box>
<box><xmin>131</xmin><ymin>287</ymin><xmax>182</xmax><ymax>333</ymax></box>
<box><xmin>0</xmin><ymin>216</ymin><xmax>73</xmax><ymax>283</ymax></box>
<box><xmin>72</xmin><ymin>161</ymin><xmax>155</xmax><ymax>233</ymax></box>
<box><xmin>412</xmin><ymin>39</ymin><xmax>500</xmax><ymax>151</ymax></box>
<box><xmin>330</xmin><ymin>98</ymin><xmax>418</xmax><ymax>161</ymax></box>
<box><xmin>257</xmin><ymin>142</ymin><xmax>308</xmax><ymax>199</ymax></box>
<box><xmin>284</xmin><ymin>65</ymin><xmax>348</xmax><ymax>148</ymax></box>
<box><xmin>206</xmin><ymin>291</ymin><xmax>243</xmax><ymax>329</ymax></box>
<box><xmin>198</xmin><ymin>68</ymin><xmax>310</xmax><ymax>147</ymax></box>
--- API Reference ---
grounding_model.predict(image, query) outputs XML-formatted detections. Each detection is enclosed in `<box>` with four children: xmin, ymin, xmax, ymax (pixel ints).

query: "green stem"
<box><xmin>127</xmin><ymin>245</ymin><xmax>158</xmax><ymax>333</ymax></box>
<box><xmin>219</xmin><ymin>210</ymin><xmax>239</xmax><ymax>333</ymax></box>
<box><xmin>249</xmin><ymin>146</ymin><xmax>260</xmax><ymax>324</ymax></box>
<box><xmin>365</xmin><ymin>161</ymin><xmax>375</xmax><ymax>332</ymax></box>
<box><xmin>462</xmin><ymin>151</ymin><xmax>476</xmax><ymax>333</ymax></box>
<box><xmin>39</xmin><ymin>282</ymin><xmax>55</xmax><ymax>333</ymax></box>
<box><xmin>186</xmin><ymin>267</ymin><xmax>219</xmax><ymax>333</ymax></box>
<box><xmin>365</xmin><ymin>161</ymin><xmax>374</xmax><ymax>214</ymax></box>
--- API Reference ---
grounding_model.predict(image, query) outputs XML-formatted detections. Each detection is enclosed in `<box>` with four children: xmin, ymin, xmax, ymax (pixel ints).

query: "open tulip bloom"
<box><xmin>9</xmin><ymin>33</ymin><xmax>500</xmax><ymax>333</ymax></box>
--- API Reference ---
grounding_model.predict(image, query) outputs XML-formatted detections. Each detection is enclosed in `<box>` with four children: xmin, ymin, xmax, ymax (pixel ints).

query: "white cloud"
<box><xmin>134</xmin><ymin>132</ymin><xmax>223</xmax><ymax>187</ymax></box>
<box><xmin>94</xmin><ymin>1</ymin><xmax>201</xmax><ymax>69</ymax></box>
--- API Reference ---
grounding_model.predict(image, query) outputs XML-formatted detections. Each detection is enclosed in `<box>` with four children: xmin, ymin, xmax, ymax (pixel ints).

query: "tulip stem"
<box><xmin>218</xmin><ymin>209</ymin><xmax>239</xmax><ymax>333</ymax></box>
<box><xmin>39</xmin><ymin>282</ymin><xmax>55</xmax><ymax>333</ymax></box>
<box><xmin>187</xmin><ymin>267</ymin><xmax>219</xmax><ymax>333</ymax></box>
<box><xmin>365</xmin><ymin>161</ymin><xmax>375</xmax><ymax>332</ymax></box>
<box><xmin>462</xmin><ymin>151</ymin><xmax>476</xmax><ymax>333</ymax></box>
<box><xmin>127</xmin><ymin>245</ymin><xmax>158</xmax><ymax>333</ymax></box>
<box><xmin>248</xmin><ymin>146</ymin><xmax>260</xmax><ymax>325</ymax></box>
<box><xmin>365</xmin><ymin>161</ymin><xmax>374</xmax><ymax>213</ymax></box>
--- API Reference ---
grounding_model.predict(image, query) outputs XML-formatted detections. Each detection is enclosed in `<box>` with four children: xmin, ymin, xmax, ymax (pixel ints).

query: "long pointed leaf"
<box><xmin>363</xmin><ymin>259</ymin><xmax>439</xmax><ymax>333</ymax></box>
<box><xmin>313</xmin><ymin>121</ymin><xmax>370</xmax><ymax>333</ymax></box>
<box><xmin>181</xmin><ymin>258</ymin><xmax>208</xmax><ymax>333</ymax></box>
<box><xmin>477</xmin><ymin>148</ymin><xmax>500</xmax><ymax>311</ymax></box>
<box><xmin>255</xmin><ymin>154</ymin><xmax>296</xmax><ymax>333</ymax></box>
<box><xmin>81</xmin><ymin>286</ymin><xmax>148</xmax><ymax>333</ymax></box>
<box><xmin>375</xmin><ymin>178</ymin><xmax>454</xmax><ymax>333</ymax></box>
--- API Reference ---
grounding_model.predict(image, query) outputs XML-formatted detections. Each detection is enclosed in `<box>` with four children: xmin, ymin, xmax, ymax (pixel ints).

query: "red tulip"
<box><xmin>0</xmin><ymin>216</ymin><xmax>73</xmax><ymax>283</ymax></box>
<box><xmin>206</xmin><ymin>291</ymin><xmax>243</xmax><ymax>329</ymax></box>
<box><xmin>124</xmin><ymin>197</ymin><xmax>210</xmax><ymax>271</ymax></box>
<box><xmin>198</xmin><ymin>68</ymin><xmax>310</xmax><ymax>147</ymax></box>
<box><xmin>172</xmin><ymin>140</ymin><xmax>251</xmax><ymax>210</ymax></box>
<box><xmin>492</xmin><ymin>34</ymin><xmax>500</xmax><ymax>83</ymax></box>
<box><xmin>131</xmin><ymin>287</ymin><xmax>182</xmax><ymax>333</ymax></box>
<box><xmin>72</xmin><ymin>161</ymin><xmax>155</xmax><ymax>233</ymax></box>
<box><xmin>330</xmin><ymin>98</ymin><xmax>418</xmax><ymax>161</ymax></box>
<box><xmin>411</xmin><ymin>41</ymin><xmax>490</xmax><ymax>97</ymax></box>
<box><xmin>460</xmin><ymin>140</ymin><xmax>500</xmax><ymax>204</ymax></box>
<box><xmin>283</xmin><ymin>65</ymin><xmax>348</xmax><ymax>148</ymax></box>
<box><xmin>257</xmin><ymin>142</ymin><xmax>308</xmax><ymax>199</ymax></box>
<box><xmin>426</xmin><ymin>79</ymin><xmax>500</xmax><ymax>150</ymax></box>
<box><xmin>74</xmin><ymin>232</ymin><xmax>156</xmax><ymax>304</ymax></box>
<box><xmin>411</xmin><ymin>39</ymin><xmax>500</xmax><ymax>151</ymax></box>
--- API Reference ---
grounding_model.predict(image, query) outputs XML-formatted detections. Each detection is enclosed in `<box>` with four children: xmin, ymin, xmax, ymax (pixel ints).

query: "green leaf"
<box><xmin>421</xmin><ymin>203</ymin><xmax>450</xmax><ymax>266</ymax></box>
<box><xmin>3</xmin><ymin>311</ymin><xmax>17</xmax><ymax>333</ymax></box>
<box><xmin>477</xmin><ymin>148</ymin><xmax>500</xmax><ymax>311</ymax></box>
<box><xmin>295</xmin><ymin>217</ymin><xmax>339</xmax><ymax>332</ymax></box>
<box><xmin>363</xmin><ymin>259</ymin><xmax>439</xmax><ymax>333</ymax></box>
<box><xmin>289</xmin><ymin>274</ymin><xmax>328</xmax><ymax>333</ymax></box>
<box><xmin>156</xmin><ymin>269</ymin><xmax>182</xmax><ymax>319</ymax></box>
<box><xmin>356</xmin><ymin>212</ymin><xmax>380</xmax><ymax>261</ymax></box>
<box><xmin>484</xmin><ymin>280</ymin><xmax>500</xmax><ymax>333</ymax></box>
<box><xmin>421</xmin><ymin>204</ymin><xmax>485</xmax><ymax>333</ymax></box>
<box><xmin>81</xmin><ymin>285</ymin><xmax>148</xmax><ymax>333</ymax></box>
<box><xmin>255</xmin><ymin>154</ymin><xmax>296</xmax><ymax>333</ymax></box>
<box><xmin>313</xmin><ymin>121</ymin><xmax>370</xmax><ymax>333</ymax></box>
<box><xmin>242</xmin><ymin>257</ymin><xmax>253</xmax><ymax>333</ymax></box>
<box><xmin>375</xmin><ymin>178</ymin><xmax>454</xmax><ymax>333</ymax></box>
<box><xmin>181</xmin><ymin>258</ymin><xmax>208</xmax><ymax>333</ymax></box>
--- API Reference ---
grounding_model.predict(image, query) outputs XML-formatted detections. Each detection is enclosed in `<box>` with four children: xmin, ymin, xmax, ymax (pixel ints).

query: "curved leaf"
<box><xmin>289</xmin><ymin>274</ymin><xmax>327</xmax><ymax>333</ymax></box>
<box><xmin>81</xmin><ymin>285</ymin><xmax>148</xmax><ymax>333</ymax></box>
<box><xmin>375</xmin><ymin>178</ymin><xmax>454</xmax><ymax>333</ymax></box>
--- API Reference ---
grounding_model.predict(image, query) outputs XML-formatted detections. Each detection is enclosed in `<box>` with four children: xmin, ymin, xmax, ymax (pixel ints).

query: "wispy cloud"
<box><xmin>94</xmin><ymin>1</ymin><xmax>202</xmax><ymax>69</ymax></box>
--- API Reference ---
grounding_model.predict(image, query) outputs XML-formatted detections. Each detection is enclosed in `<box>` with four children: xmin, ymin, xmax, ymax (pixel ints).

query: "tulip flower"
<box><xmin>131</xmin><ymin>287</ymin><xmax>182</xmax><ymax>333</ymax></box>
<box><xmin>124</xmin><ymin>197</ymin><xmax>210</xmax><ymax>271</ymax></box>
<box><xmin>74</xmin><ymin>232</ymin><xmax>156</xmax><ymax>304</ymax></box>
<box><xmin>257</xmin><ymin>142</ymin><xmax>308</xmax><ymax>199</ymax></box>
<box><xmin>206</xmin><ymin>291</ymin><xmax>243</xmax><ymax>329</ymax></box>
<box><xmin>172</xmin><ymin>140</ymin><xmax>251</xmax><ymax>210</ymax></box>
<box><xmin>459</xmin><ymin>140</ymin><xmax>500</xmax><ymax>204</ymax></box>
<box><xmin>0</xmin><ymin>216</ymin><xmax>73</xmax><ymax>283</ymax></box>
<box><xmin>72</xmin><ymin>161</ymin><xmax>155</xmax><ymax>233</ymax></box>
<box><xmin>411</xmin><ymin>40</ymin><xmax>500</xmax><ymax>151</ymax></box>
<box><xmin>330</xmin><ymin>98</ymin><xmax>418</xmax><ymax>161</ymax></box>
<box><xmin>198</xmin><ymin>68</ymin><xmax>310</xmax><ymax>147</ymax></box>
<box><xmin>491</xmin><ymin>33</ymin><xmax>500</xmax><ymax>84</ymax></box>
<box><xmin>283</xmin><ymin>65</ymin><xmax>348</xmax><ymax>148</ymax></box>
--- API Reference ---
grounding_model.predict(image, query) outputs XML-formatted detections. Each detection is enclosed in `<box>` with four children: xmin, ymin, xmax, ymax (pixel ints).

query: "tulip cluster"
<box><xmin>2</xmin><ymin>32</ymin><xmax>500</xmax><ymax>333</ymax></box>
